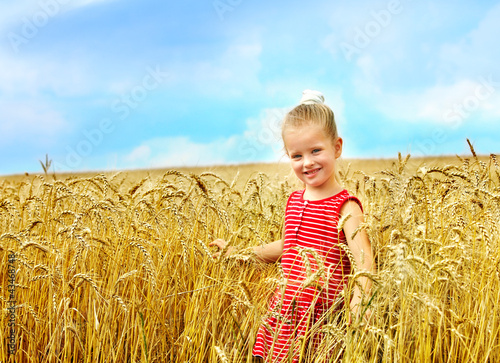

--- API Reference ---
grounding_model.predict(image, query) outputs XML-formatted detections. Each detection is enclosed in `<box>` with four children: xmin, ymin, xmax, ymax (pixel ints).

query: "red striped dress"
<box><xmin>252</xmin><ymin>189</ymin><xmax>362</xmax><ymax>362</ymax></box>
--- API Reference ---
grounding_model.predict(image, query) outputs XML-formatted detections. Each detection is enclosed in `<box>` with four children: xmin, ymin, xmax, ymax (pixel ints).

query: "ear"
<box><xmin>334</xmin><ymin>137</ymin><xmax>343</xmax><ymax>159</ymax></box>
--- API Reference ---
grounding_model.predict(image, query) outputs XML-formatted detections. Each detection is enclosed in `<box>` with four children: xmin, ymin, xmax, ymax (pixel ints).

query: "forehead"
<box><xmin>283</xmin><ymin>123</ymin><xmax>332</xmax><ymax>150</ymax></box>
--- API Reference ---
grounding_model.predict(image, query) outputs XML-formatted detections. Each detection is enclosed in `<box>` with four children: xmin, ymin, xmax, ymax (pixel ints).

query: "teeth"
<box><xmin>305</xmin><ymin>169</ymin><xmax>319</xmax><ymax>175</ymax></box>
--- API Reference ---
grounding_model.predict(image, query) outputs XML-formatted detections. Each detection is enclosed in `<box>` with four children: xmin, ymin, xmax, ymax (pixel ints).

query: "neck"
<box><xmin>303</xmin><ymin>181</ymin><xmax>342</xmax><ymax>201</ymax></box>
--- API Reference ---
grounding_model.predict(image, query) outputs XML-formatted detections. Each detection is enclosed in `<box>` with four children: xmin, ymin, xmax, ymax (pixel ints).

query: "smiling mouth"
<box><xmin>304</xmin><ymin>168</ymin><xmax>321</xmax><ymax>176</ymax></box>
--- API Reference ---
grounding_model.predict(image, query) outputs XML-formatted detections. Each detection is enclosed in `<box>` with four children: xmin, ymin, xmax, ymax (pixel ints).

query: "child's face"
<box><xmin>284</xmin><ymin>123</ymin><xmax>342</xmax><ymax>197</ymax></box>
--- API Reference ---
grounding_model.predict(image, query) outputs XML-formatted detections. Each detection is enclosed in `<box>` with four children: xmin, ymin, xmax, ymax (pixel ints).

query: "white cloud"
<box><xmin>0</xmin><ymin>48</ymin><xmax>98</xmax><ymax>97</ymax></box>
<box><xmin>360</xmin><ymin>77</ymin><xmax>500</xmax><ymax>127</ymax></box>
<box><xmin>118</xmin><ymin>107</ymin><xmax>289</xmax><ymax>170</ymax></box>
<box><xmin>120</xmin><ymin>136</ymin><xmax>237</xmax><ymax>169</ymax></box>
<box><xmin>0</xmin><ymin>99</ymin><xmax>69</xmax><ymax>147</ymax></box>
<box><xmin>124</xmin><ymin>145</ymin><xmax>151</xmax><ymax>164</ymax></box>
<box><xmin>347</xmin><ymin>2</ymin><xmax>500</xmax><ymax>126</ymax></box>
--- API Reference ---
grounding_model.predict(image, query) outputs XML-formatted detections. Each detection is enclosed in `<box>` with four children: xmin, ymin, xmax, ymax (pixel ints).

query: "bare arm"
<box><xmin>209</xmin><ymin>239</ymin><xmax>283</xmax><ymax>263</ymax></box>
<box><xmin>341</xmin><ymin>200</ymin><xmax>374</xmax><ymax>323</ymax></box>
<box><xmin>252</xmin><ymin>239</ymin><xmax>283</xmax><ymax>263</ymax></box>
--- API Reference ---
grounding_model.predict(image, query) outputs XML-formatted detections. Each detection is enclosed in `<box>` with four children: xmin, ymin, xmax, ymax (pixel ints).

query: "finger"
<box><xmin>208</xmin><ymin>239</ymin><xmax>226</xmax><ymax>248</ymax></box>
<box><xmin>364</xmin><ymin>309</ymin><xmax>372</xmax><ymax>323</ymax></box>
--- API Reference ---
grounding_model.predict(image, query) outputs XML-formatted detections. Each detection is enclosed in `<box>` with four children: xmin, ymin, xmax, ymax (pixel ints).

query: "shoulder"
<box><xmin>339</xmin><ymin>194</ymin><xmax>366</xmax><ymax>239</ymax></box>
<box><xmin>285</xmin><ymin>189</ymin><xmax>304</xmax><ymax>210</ymax></box>
<box><xmin>291</xmin><ymin>189</ymin><xmax>304</xmax><ymax>198</ymax></box>
<box><xmin>287</xmin><ymin>189</ymin><xmax>304</xmax><ymax>203</ymax></box>
<box><xmin>340</xmin><ymin>198</ymin><xmax>363</xmax><ymax>217</ymax></box>
<box><xmin>338</xmin><ymin>191</ymin><xmax>363</xmax><ymax>216</ymax></box>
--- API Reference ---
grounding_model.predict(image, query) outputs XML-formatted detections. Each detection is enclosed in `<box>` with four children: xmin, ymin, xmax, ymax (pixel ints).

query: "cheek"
<box><xmin>290</xmin><ymin>161</ymin><xmax>302</xmax><ymax>173</ymax></box>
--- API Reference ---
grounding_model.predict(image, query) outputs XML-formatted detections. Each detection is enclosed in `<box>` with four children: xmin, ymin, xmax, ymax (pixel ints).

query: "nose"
<box><xmin>304</xmin><ymin>155</ymin><xmax>314</xmax><ymax>168</ymax></box>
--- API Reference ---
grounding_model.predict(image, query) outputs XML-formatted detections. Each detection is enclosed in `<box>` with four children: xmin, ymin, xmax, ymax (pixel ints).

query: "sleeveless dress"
<box><xmin>252</xmin><ymin>189</ymin><xmax>363</xmax><ymax>362</ymax></box>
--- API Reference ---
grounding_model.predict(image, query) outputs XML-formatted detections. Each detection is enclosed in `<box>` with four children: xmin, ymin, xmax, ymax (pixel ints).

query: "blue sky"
<box><xmin>1</xmin><ymin>0</ymin><xmax>499</xmax><ymax>175</ymax></box>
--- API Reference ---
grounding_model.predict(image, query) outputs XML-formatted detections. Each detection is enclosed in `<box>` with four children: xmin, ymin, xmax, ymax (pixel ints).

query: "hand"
<box><xmin>348</xmin><ymin>298</ymin><xmax>372</xmax><ymax>326</ymax></box>
<box><xmin>208</xmin><ymin>239</ymin><xmax>234</xmax><ymax>258</ymax></box>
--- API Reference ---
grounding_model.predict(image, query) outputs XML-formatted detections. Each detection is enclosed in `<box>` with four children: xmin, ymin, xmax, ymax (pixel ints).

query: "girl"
<box><xmin>210</xmin><ymin>90</ymin><xmax>373</xmax><ymax>362</ymax></box>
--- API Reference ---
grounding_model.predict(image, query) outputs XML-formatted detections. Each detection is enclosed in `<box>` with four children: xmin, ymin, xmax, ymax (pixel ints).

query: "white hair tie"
<box><xmin>299</xmin><ymin>89</ymin><xmax>325</xmax><ymax>105</ymax></box>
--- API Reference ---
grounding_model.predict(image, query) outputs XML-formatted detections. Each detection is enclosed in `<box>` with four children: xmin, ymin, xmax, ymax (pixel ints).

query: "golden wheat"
<box><xmin>0</xmin><ymin>154</ymin><xmax>499</xmax><ymax>362</ymax></box>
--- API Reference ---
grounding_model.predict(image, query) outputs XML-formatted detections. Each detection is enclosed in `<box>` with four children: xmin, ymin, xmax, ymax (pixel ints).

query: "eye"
<box><xmin>291</xmin><ymin>154</ymin><xmax>301</xmax><ymax>159</ymax></box>
<box><xmin>312</xmin><ymin>148</ymin><xmax>321</xmax><ymax>154</ymax></box>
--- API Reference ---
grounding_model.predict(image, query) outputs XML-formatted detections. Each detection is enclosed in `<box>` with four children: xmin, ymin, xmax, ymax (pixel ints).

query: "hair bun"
<box><xmin>299</xmin><ymin>89</ymin><xmax>325</xmax><ymax>105</ymax></box>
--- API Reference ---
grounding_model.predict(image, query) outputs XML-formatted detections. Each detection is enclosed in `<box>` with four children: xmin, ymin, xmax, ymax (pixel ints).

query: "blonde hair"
<box><xmin>282</xmin><ymin>103</ymin><xmax>338</xmax><ymax>143</ymax></box>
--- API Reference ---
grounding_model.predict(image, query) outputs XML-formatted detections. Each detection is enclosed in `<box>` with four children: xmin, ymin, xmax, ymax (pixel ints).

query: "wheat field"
<box><xmin>1</xmin><ymin>151</ymin><xmax>499</xmax><ymax>362</ymax></box>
